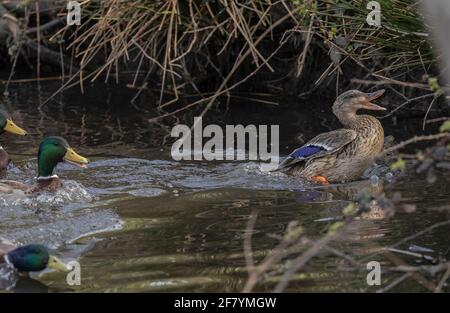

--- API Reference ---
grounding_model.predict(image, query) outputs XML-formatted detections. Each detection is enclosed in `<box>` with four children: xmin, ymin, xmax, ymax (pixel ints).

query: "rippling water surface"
<box><xmin>0</xmin><ymin>79</ymin><xmax>449</xmax><ymax>292</ymax></box>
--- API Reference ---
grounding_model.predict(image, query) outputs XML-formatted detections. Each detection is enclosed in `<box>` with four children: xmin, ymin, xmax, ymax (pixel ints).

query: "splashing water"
<box><xmin>0</xmin><ymin>180</ymin><xmax>94</xmax><ymax>208</ymax></box>
<box><xmin>0</xmin><ymin>265</ymin><xmax>17</xmax><ymax>290</ymax></box>
<box><xmin>0</xmin><ymin>160</ymin><xmax>122</xmax><ymax>250</ymax></box>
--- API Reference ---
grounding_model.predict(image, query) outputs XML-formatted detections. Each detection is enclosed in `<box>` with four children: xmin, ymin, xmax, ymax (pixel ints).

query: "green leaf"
<box><xmin>342</xmin><ymin>203</ymin><xmax>357</xmax><ymax>216</ymax></box>
<box><xmin>439</xmin><ymin>120</ymin><xmax>450</xmax><ymax>132</ymax></box>
<box><xmin>428</xmin><ymin>77</ymin><xmax>440</xmax><ymax>93</ymax></box>
<box><xmin>416</xmin><ymin>150</ymin><xmax>424</xmax><ymax>161</ymax></box>
<box><xmin>283</xmin><ymin>225</ymin><xmax>304</xmax><ymax>242</ymax></box>
<box><xmin>390</xmin><ymin>158</ymin><xmax>406</xmax><ymax>171</ymax></box>
<box><xmin>328</xmin><ymin>221</ymin><xmax>345</xmax><ymax>235</ymax></box>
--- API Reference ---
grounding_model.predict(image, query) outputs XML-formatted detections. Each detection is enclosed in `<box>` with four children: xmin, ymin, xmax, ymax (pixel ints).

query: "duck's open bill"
<box><xmin>47</xmin><ymin>255</ymin><xmax>71</xmax><ymax>272</ymax></box>
<box><xmin>363</xmin><ymin>89</ymin><xmax>386</xmax><ymax>111</ymax></box>
<box><xmin>4</xmin><ymin>119</ymin><xmax>27</xmax><ymax>136</ymax></box>
<box><xmin>64</xmin><ymin>147</ymin><xmax>89</xmax><ymax>169</ymax></box>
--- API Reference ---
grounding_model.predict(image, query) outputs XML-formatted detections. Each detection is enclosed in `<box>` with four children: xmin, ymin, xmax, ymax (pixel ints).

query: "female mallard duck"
<box><xmin>0</xmin><ymin>111</ymin><xmax>27</xmax><ymax>171</ymax></box>
<box><xmin>0</xmin><ymin>136</ymin><xmax>89</xmax><ymax>194</ymax></box>
<box><xmin>278</xmin><ymin>89</ymin><xmax>386</xmax><ymax>184</ymax></box>
<box><xmin>0</xmin><ymin>238</ymin><xmax>70</xmax><ymax>273</ymax></box>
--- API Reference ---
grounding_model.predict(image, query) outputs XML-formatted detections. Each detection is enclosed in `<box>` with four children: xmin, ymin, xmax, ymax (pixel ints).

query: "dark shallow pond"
<box><xmin>0</xmin><ymin>78</ymin><xmax>449</xmax><ymax>292</ymax></box>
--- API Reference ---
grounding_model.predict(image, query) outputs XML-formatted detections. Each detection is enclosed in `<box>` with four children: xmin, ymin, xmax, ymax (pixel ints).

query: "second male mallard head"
<box><xmin>37</xmin><ymin>136</ymin><xmax>89</xmax><ymax>178</ymax></box>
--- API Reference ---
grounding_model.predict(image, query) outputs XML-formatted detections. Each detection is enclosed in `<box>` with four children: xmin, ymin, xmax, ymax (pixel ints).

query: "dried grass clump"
<box><xmin>54</xmin><ymin>0</ymin><xmax>289</xmax><ymax>109</ymax></box>
<box><xmin>2</xmin><ymin>0</ymin><xmax>446</xmax><ymax>118</ymax></box>
<box><xmin>307</xmin><ymin>0</ymin><xmax>433</xmax><ymax>84</ymax></box>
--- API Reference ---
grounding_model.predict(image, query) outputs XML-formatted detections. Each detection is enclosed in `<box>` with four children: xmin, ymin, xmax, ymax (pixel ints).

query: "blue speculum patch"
<box><xmin>291</xmin><ymin>145</ymin><xmax>323</xmax><ymax>158</ymax></box>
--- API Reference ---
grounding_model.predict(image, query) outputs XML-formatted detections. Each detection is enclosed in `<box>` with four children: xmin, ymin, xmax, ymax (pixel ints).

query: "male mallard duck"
<box><xmin>0</xmin><ymin>110</ymin><xmax>27</xmax><ymax>171</ymax></box>
<box><xmin>278</xmin><ymin>89</ymin><xmax>386</xmax><ymax>184</ymax></box>
<box><xmin>0</xmin><ymin>238</ymin><xmax>70</xmax><ymax>273</ymax></box>
<box><xmin>0</xmin><ymin>136</ymin><xmax>89</xmax><ymax>194</ymax></box>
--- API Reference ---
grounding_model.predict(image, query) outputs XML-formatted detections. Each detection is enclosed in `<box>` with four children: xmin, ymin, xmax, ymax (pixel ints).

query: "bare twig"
<box><xmin>379</xmin><ymin>133</ymin><xmax>450</xmax><ymax>158</ymax></box>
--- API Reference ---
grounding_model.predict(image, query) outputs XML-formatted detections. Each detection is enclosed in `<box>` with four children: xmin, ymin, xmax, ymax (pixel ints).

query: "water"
<box><xmin>0</xmin><ymin>79</ymin><xmax>449</xmax><ymax>292</ymax></box>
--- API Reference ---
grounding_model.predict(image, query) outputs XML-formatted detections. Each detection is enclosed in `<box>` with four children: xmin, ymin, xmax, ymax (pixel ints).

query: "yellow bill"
<box><xmin>64</xmin><ymin>147</ymin><xmax>89</xmax><ymax>169</ymax></box>
<box><xmin>4</xmin><ymin>118</ymin><xmax>27</xmax><ymax>136</ymax></box>
<box><xmin>47</xmin><ymin>255</ymin><xmax>71</xmax><ymax>272</ymax></box>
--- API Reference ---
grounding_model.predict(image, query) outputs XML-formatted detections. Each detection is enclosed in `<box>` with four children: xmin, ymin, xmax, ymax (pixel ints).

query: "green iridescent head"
<box><xmin>37</xmin><ymin>136</ymin><xmax>89</xmax><ymax>178</ymax></box>
<box><xmin>0</xmin><ymin>110</ymin><xmax>27</xmax><ymax>136</ymax></box>
<box><xmin>5</xmin><ymin>244</ymin><xmax>70</xmax><ymax>272</ymax></box>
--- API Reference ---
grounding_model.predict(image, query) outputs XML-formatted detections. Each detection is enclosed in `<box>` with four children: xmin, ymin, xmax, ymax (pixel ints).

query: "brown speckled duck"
<box><xmin>0</xmin><ymin>110</ymin><xmax>27</xmax><ymax>171</ymax></box>
<box><xmin>278</xmin><ymin>89</ymin><xmax>386</xmax><ymax>184</ymax></box>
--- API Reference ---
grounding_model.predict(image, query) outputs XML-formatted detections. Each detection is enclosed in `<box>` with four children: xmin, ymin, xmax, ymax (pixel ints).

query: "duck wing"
<box><xmin>277</xmin><ymin>129</ymin><xmax>357</xmax><ymax>170</ymax></box>
<box><xmin>0</xmin><ymin>180</ymin><xmax>29</xmax><ymax>194</ymax></box>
